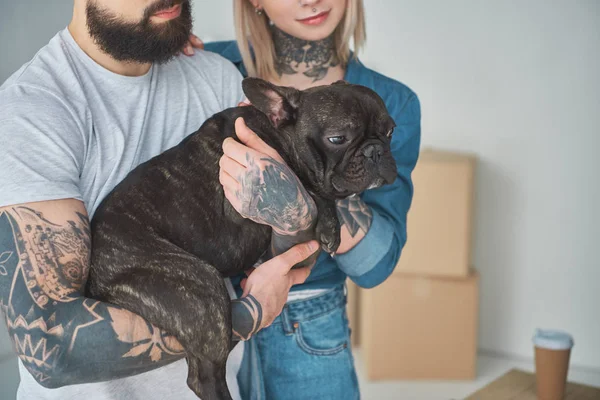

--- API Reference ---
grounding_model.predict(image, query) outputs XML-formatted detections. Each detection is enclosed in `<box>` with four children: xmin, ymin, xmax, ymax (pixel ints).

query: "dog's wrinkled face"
<box><xmin>242</xmin><ymin>78</ymin><xmax>397</xmax><ymax>199</ymax></box>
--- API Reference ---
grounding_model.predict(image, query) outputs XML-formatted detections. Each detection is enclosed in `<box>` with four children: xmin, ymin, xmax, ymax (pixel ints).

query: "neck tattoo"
<box><xmin>271</xmin><ymin>26</ymin><xmax>340</xmax><ymax>82</ymax></box>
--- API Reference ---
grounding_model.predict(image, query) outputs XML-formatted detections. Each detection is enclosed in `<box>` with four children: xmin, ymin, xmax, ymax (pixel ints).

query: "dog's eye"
<box><xmin>328</xmin><ymin>136</ymin><xmax>347</xmax><ymax>145</ymax></box>
<box><xmin>386</xmin><ymin>128</ymin><xmax>394</xmax><ymax>138</ymax></box>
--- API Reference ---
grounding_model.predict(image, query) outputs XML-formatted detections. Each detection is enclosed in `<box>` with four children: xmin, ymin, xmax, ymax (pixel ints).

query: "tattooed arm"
<box><xmin>0</xmin><ymin>199</ymin><xmax>269</xmax><ymax>386</ymax></box>
<box><xmin>334</xmin><ymin>196</ymin><xmax>373</xmax><ymax>254</ymax></box>
<box><xmin>220</xmin><ymin>119</ymin><xmax>371</xmax><ymax>257</ymax></box>
<box><xmin>0</xmin><ymin>199</ymin><xmax>188</xmax><ymax>388</ymax></box>
<box><xmin>220</xmin><ymin>119</ymin><xmax>318</xmax><ymax>261</ymax></box>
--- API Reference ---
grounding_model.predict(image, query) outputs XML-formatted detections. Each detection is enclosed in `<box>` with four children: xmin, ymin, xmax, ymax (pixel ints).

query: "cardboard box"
<box><xmin>465</xmin><ymin>369</ymin><xmax>600</xmax><ymax>399</ymax></box>
<box><xmin>360</xmin><ymin>270</ymin><xmax>479</xmax><ymax>380</ymax></box>
<box><xmin>395</xmin><ymin>148</ymin><xmax>477</xmax><ymax>278</ymax></box>
<box><xmin>346</xmin><ymin>280</ymin><xmax>360</xmax><ymax>347</ymax></box>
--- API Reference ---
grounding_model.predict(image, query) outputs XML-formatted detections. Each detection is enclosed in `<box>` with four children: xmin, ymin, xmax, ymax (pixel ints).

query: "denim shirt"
<box><xmin>204</xmin><ymin>41</ymin><xmax>421</xmax><ymax>290</ymax></box>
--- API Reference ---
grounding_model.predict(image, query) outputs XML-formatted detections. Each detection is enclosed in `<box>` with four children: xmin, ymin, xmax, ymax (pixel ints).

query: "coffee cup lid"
<box><xmin>532</xmin><ymin>329</ymin><xmax>574</xmax><ymax>350</ymax></box>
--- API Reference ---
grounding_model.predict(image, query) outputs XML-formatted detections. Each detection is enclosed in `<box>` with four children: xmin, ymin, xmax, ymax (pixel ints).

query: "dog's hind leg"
<box><xmin>186</xmin><ymin>356</ymin><xmax>232</xmax><ymax>400</ymax></box>
<box><xmin>88</xmin><ymin>240</ymin><xmax>234</xmax><ymax>400</ymax></box>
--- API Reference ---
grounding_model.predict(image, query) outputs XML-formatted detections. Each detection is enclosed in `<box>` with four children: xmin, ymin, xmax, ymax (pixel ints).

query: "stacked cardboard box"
<box><xmin>351</xmin><ymin>148</ymin><xmax>480</xmax><ymax>380</ymax></box>
<box><xmin>394</xmin><ymin>149</ymin><xmax>476</xmax><ymax>277</ymax></box>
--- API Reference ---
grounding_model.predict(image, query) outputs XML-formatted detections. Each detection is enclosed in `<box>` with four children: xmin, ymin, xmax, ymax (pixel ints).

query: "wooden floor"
<box><xmin>354</xmin><ymin>350</ymin><xmax>600</xmax><ymax>400</ymax></box>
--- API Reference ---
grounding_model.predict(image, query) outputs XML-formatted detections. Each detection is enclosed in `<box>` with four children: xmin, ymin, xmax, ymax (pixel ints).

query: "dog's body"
<box><xmin>85</xmin><ymin>78</ymin><xmax>397</xmax><ymax>400</ymax></box>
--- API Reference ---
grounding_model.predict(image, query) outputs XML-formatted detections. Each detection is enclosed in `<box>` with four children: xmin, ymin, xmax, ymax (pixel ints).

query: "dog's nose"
<box><xmin>362</xmin><ymin>144</ymin><xmax>383</xmax><ymax>163</ymax></box>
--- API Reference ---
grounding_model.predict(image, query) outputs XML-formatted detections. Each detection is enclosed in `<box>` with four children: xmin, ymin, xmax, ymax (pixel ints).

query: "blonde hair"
<box><xmin>234</xmin><ymin>0</ymin><xmax>366</xmax><ymax>81</ymax></box>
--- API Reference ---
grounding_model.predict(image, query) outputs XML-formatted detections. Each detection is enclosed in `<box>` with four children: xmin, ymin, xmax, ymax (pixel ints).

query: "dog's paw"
<box><xmin>320</xmin><ymin>233</ymin><xmax>340</xmax><ymax>255</ymax></box>
<box><xmin>315</xmin><ymin>216</ymin><xmax>341</xmax><ymax>255</ymax></box>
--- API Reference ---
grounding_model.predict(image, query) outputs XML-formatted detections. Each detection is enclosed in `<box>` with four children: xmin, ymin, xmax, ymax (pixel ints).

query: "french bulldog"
<box><xmin>85</xmin><ymin>78</ymin><xmax>397</xmax><ymax>400</ymax></box>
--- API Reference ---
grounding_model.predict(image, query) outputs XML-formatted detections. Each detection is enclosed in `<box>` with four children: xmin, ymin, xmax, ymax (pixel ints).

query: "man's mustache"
<box><xmin>144</xmin><ymin>0</ymin><xmax>188</xmax><ymax>19</ymax></box>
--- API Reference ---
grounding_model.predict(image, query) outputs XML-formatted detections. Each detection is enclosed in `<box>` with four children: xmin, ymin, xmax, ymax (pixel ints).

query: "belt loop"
<box><xmin>280</xmin><ymin>305</ymin><xmax>294</xmax><ymax>335</ymax></box>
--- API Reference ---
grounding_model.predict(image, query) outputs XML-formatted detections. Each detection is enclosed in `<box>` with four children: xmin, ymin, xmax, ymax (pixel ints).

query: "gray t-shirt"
<box><xmin>0</xmin><ymin>28</ymin><xmax>245</xmax><ymax>399</ymax></box>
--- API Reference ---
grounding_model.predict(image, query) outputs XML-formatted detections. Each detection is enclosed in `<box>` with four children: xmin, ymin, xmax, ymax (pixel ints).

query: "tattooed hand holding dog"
<box><xmin>220</xmin><ymin>117</ymin><xmax>317</xmax><ymax>236</ymax></box>
<box><xmin>222</xmin><ymin>117</ymin><xmax>319</xmax><ymax>338</ymax></box>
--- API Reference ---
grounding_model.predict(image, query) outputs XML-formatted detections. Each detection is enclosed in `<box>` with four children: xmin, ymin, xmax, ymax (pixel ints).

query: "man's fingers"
<box><xmin>271</xmin><ymin>241</ymin><xmax>319</xmax><ymax>272</ymax></box>
<box><xmin>219</xmin><ymin>168</ymin><xmax>240</xmax><ymax>191</ymax></box>
<box><xmin>288</xmin><ymin>266</ymin><xmax>312</xmax><ymax>286</ymax></box>
<box><xmin>183</xmin><ymin>42</ymin><xmax>194</xmax><ymax>56</ymax></box>
<box><xmin>219</xmin><ymin>155</ymin><xmax>246</xmax><ymax>181</ymax></box>
<box><xmin>234</xmin><ymin>118</ymin><xmax>284</xmax><ymax>163</ymax></box>
<box><xmin>234</xmin><ymin>117</ymin><xmax>265</xmax><ymax>151</ymax></box>
<box><xmin>222</xmin><ymin>137</ymin><xmax>256</xmax><ymax>167</ymax></box>
<box><xmin>189</xmin><ymin>34</ymin><xmax>204</xmax><ymax>49</ymax></box>
<box><xmin>223</xmin><ymin>188</ymin><xmax>243</xmax><ymax>214</ymax></box>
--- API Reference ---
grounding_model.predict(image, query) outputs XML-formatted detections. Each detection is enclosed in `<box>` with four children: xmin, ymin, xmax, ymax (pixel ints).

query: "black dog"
<box><xmin>85</xmin><ymin>78</ymin><xmax>397</xmax><ymax>400</ymax></box>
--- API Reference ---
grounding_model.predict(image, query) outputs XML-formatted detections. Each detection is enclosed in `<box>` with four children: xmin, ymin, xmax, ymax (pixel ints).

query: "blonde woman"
<box><xmin>202</xmin><ymin>0</ymin><xmax>421</xmax><ymax>398</ymax></box>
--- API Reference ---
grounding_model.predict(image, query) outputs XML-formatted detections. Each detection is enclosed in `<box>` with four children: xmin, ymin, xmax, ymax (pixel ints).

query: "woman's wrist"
<box><xmin>334</xmin><ymin>197</ymin><xmax>373</xmax><ymax>254</ymax></box>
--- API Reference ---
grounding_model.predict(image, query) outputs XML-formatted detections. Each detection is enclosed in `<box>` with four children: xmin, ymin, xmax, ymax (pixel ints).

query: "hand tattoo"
<box><xmin>231</xmin><ymin>295</ymin><xmax>262</xmax><ymax>341</ymax></box>
<box><xmin>236</xmin><ymin>155</ymin><xmax>316</xmax><ymax>235</ymax></box>
<box><xmin>272</xmin><ymin>26</ymin><xmax>340</xmax><ymax>82</ymax></box>
<box><xmin>336</xmin><ymin>197</ymin><xmax>373</xmax><ymax>237</ymax></box>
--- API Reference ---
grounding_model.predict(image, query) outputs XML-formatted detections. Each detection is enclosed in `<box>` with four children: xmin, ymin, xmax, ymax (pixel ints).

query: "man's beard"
<box><xmin>86</xmin><ymin>0</ymin><xmax>193</xmax><ymax>64</ymax></box>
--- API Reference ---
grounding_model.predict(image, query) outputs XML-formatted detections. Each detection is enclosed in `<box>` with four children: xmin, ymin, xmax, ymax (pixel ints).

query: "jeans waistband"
<box><xmin>277</xmin><ymin>284</ymin><xmax>346</xmax><ymax>334</ymax></box>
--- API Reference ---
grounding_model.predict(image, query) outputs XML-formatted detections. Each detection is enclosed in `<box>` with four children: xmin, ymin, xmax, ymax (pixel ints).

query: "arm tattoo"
<box><xmin>336</xmin><ymin>197</ymin><xmax>373</xmax><ymax>238</ymax></box>
<box><xmin>231</xmin><ymin>294</ymin><xmax>262</xmax><ymax>342</ymax></box>
<box><xmin>0</xmin><ymin>207</ymin><xmax>183</xmax><ymax>387</ymax></box>
<box><xmin>236</xmin><ymin>155</ymin><xmax>316</xmax><ymax>235</ymax></box>
<box><xmin>272</xmin><ymin>26</ymin><xmax>340</xmax><ymax>82</ymax></box>
<box><xmin>3</xmin><ymin>206</ymin><xmax>90</xmax><ymax>305</ymax></box>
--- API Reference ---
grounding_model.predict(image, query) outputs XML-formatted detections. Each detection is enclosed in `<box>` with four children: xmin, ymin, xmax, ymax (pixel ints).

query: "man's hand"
<box><xmin>231</xmin><ymin>240</ymin><xmax>318</xmax><ymax>340</ymax></box>
<box><xmin>180</xmin><ymin>33</ymin><xmax>204</xmax><ymax>56</ymax></box>
<box><xmin>219</xmin><ymin>118</ymin><xmax>317</xmax><ymax>236</ymax></box>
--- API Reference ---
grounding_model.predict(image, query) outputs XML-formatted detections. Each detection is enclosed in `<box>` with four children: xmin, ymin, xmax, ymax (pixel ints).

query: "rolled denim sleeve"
<box><xmin>335</xmin><ymin>92</ymin><xmax>421</xmax><ymax>288</ymax></box>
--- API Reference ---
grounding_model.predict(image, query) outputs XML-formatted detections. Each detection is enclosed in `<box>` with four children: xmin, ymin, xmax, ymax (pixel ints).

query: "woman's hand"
<box><xmin>219</xmin><ymin>118</ymin><xmax>317</xmax><ymax>236</ymax></box>
<box><xmin>180</xmin><ymin>34</ymin><xmax>204</xmax><ymax>56</ymax></box>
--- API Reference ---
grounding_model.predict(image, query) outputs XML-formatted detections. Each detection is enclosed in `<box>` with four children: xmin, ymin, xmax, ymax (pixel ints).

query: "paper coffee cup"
<box><xmin>532</xmin><ymin>329</ymin><xmax>574</xmax><ymax>400</ymax></box>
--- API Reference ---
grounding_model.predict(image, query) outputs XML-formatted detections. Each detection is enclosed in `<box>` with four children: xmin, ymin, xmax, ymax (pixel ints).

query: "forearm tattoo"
<box><xmin>336</xmin><ymin>197</ymin><xmax>373</xmax><ymax>237</ymax></box>
<box><xmin>231</xmin><ymin>294</ymin><xmax>262</xmax><ymax>342</ymax></box>
<box><xmin>236</xmin><ymin>155</ymin><xmax>316</xmax><ymax>235</ymax></box>
<box><xmin>0</xmin><ymin>207</ymin><xmax>183</xmax><ymax>387</ymax></box>
<box><xmin>272</xmin><ymin>26</ymin><xmax>340</xmax><ymax>82</ymax></box>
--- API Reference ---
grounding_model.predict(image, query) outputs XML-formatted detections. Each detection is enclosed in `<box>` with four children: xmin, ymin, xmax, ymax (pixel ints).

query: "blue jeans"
<box><xmin>236</xmin><ymin>284</ymin><xmax>360</xmax><ymax>400</ymax></box>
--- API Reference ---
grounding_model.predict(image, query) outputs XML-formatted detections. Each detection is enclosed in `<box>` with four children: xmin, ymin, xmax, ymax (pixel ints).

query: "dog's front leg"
<box><xmin>313</xmin><ymin>196</ymin><xmax>342</xmax><ymax>255</ymax></box>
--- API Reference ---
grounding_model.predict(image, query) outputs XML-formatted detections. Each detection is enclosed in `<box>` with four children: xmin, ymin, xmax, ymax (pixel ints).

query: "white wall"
<box><xmin>1</xmin><ymin>0</ymin><xmax>598</xmax><ymax>374</ymax></box>
<box><xmin>355</xmin><ymin>0</ymin><xmax>600</xmax><ymax>369</ymax></box>
<box><xmin>195</xmin><ymin>0</ymin><xmax>600</xmax><ymax>371</ymax></box>
<box><xmin>0</xmin><ymin>1</ymin><xmax>73</xmax><ymax>82</ymax></box>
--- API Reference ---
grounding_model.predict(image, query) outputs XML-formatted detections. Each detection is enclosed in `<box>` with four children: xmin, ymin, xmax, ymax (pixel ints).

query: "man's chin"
<box><xmin>86</xmin><ymin>0</ymin><xmax>192</xmax><ymax>64</ymax></box>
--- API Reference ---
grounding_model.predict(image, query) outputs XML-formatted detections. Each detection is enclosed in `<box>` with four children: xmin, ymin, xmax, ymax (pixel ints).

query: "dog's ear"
<box><xmin>242</xmin><ymin>78</ymin><xmax>301</xmax><ymax>128</ymax></box>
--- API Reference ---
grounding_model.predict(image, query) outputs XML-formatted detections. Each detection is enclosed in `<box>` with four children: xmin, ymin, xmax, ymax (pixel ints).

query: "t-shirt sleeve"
<box><xmin>0</xmin><ymin>84</ymin><xmax>85</xmax><ymax>208</ymax></box>
<box><xmin>219</xmin><ymin>56</ymin><xmax>246</xmax><ymax>109</ymax></box>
